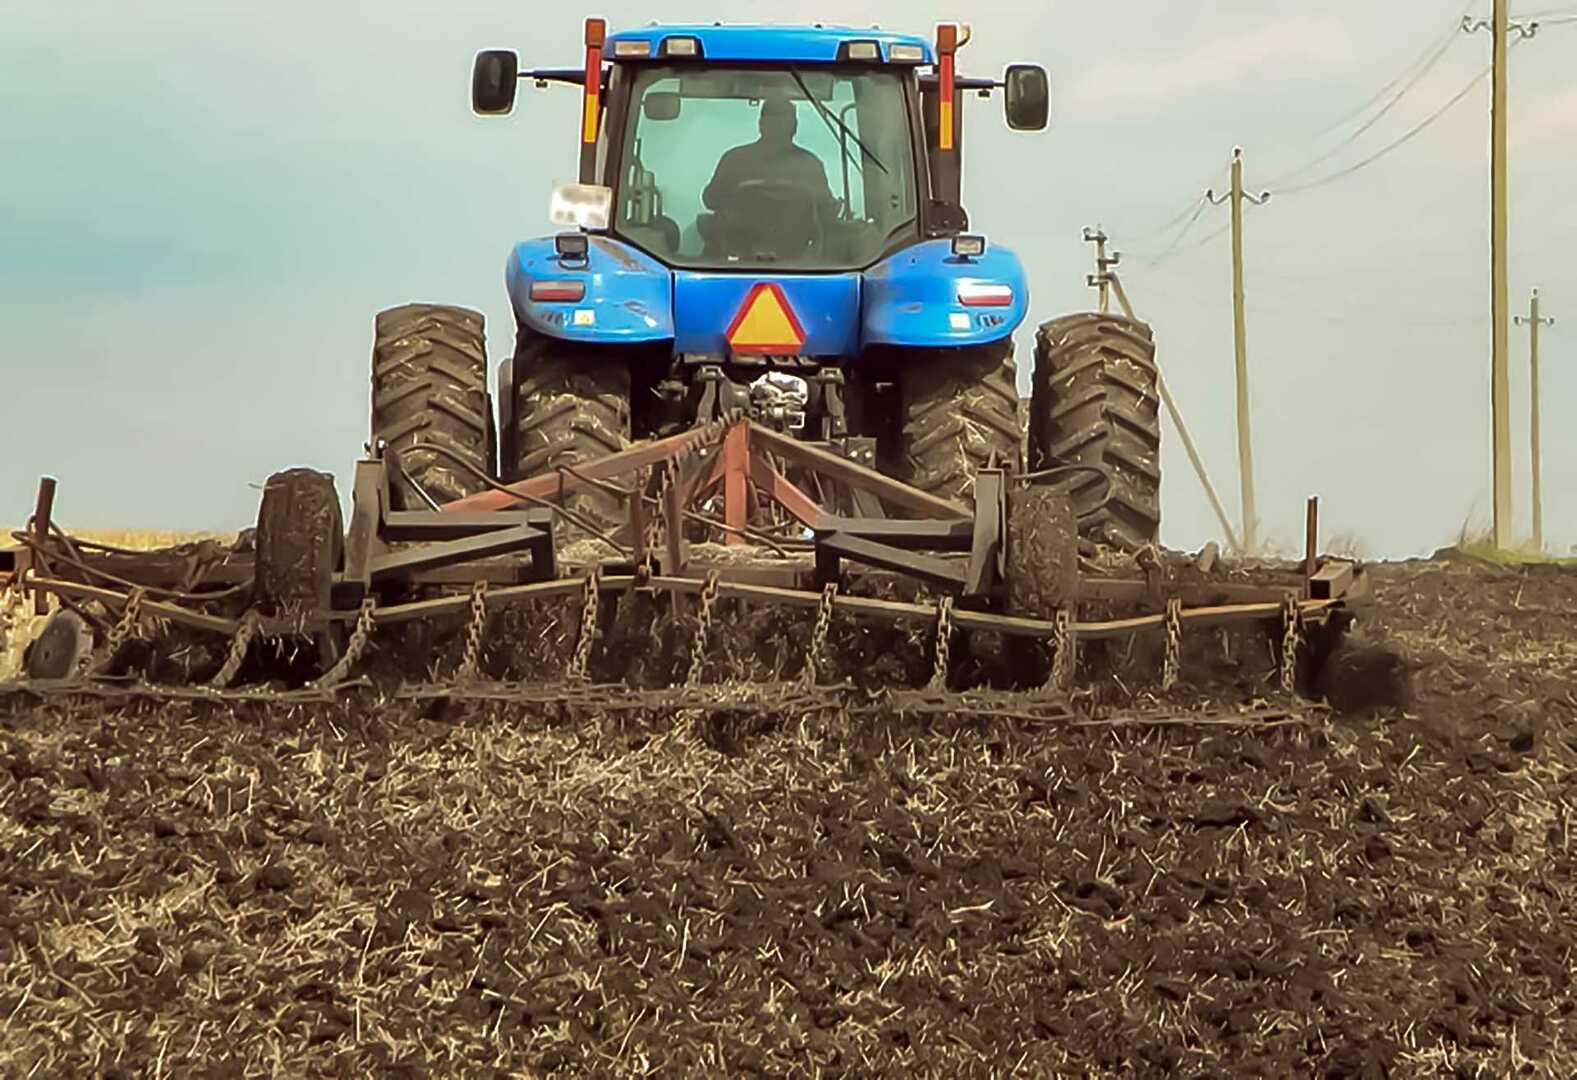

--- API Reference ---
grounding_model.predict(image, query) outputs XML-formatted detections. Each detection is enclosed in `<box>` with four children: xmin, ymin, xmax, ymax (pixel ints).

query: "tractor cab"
<box><xmin>472</xmin><ymin>23</ymin><xmax>1048</xmax><ymax>271</ymax></box>
<box><xmin>615</xmin><ymin>64</ymin><xmax>918</xmax><ymax>272</ymax></box>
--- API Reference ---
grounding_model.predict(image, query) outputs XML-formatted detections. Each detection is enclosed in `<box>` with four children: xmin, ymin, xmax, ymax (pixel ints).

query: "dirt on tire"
<box><xmin>2</xmin><ymin>557</ymin><xmax>1575</xmax><ymax>1076</ymax></box>
<box><xmin>507</xmin><ymin>332</ymin><xmax>631</xmax><ymax>526</ymax></box>
<box><xmin>253</xmin><ymin>468</ymin><xmax>341</xmax><ymax>617</ymax></box>
<box><xmin>1006</xmin><ymin>484</ymin><xmax>1079</xmax><ymax>618</ymax></box>
<box><xmin>899</xmin><ymin>339</ymin><xmax>1021</xmax><ymax>504</ymax></box>
<box><xmin>1030</xmin><ymin>313</ymin><xmax>1161</xmax><ymax>553</ymax></box>
<box><xmin>371</xmin><ymin>304</ymin><xmax>495</xmax><ymax>505</ymax></box>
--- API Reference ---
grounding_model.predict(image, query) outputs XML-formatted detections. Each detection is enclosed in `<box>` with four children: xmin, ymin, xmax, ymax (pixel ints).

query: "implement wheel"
<box><xmin>506</xmin><ymin>332</ymin><xmax>630</xmax><ymax>526</ymax></box>
<box><xmin>371</xmin><ymin>304</ymin><xmax>495</xmax><ymax>505</ymax></box>
<box><xmin>254</xmin><ymin>468</ymin><xmax>344</xmax><ymax>677</ymax></box>
<box><xmin>254</xmin><ymin>468</ymin><xmax>342</xmax><ymax>617</ymax></box>
<box><xmin>1029</xmin><ymin>313</ymin><xmax>1161</xmax><ymax>553</ymax></box>
<box><xmin>899</xmin><ymin>339</ymin><xmax>1021</xmax><ymax>503</ymax></box>
<box><xmin>1006</xmin><ymin>484</ymin><xmax>1079</xmax><ymax>619</ymax></box>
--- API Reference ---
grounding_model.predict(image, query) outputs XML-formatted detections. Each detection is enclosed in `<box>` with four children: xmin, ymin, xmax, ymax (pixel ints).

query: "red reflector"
<box><xmin>958</xmin><ymin>283</ymin><xmax>1014</xmax><ymax>307</ymax></box>
<box><xmin>585</xmin><ymin>17</ymin><xmax>607</xmax><ymax>48</ymax></box>
<box><xmin>531</xmin><ymin>280</ymin><xmax>586</xmax><ymax>303</ymax></box>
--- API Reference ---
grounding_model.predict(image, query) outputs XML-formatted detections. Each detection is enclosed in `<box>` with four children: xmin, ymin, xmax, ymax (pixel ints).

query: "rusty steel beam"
<box><xmin>816</xmin><ymin>532</ymin><xmax>969</xmax><ymax>591</ymax></box>
<box><xmin>1304</xmin><ymin>496</ymin><xmax>1319</xmax><ymax>586</ymax></box>
<box><xmin>383</xmin><ymin>509</ymin><xmax>552</xmax><ymax>542</ymax></box>
<box><xmin>663</xmin><ymin>473</ymin><xmax>687</xmax><ymax>574</ymax></box>
<box><xmin>747</xmin><ymin>424</ymin><xmax>970</xmax><ymax>520</ymax></box>
<box><xmin>441</xmin><ymin>425</ymin><xmax>712</xmax><ymax>513</ymax></box>
<box><xmin>27</xmin><ymin>576</ymin><xmax>242</xmax><ymax>635</ymax></box>
<box><xmin>629</xmin><ymin>472</ymin><xmax>649</xmax><ymax>566</ymax></box>
<box><xmin>1308</xmin><ymin>560</ymin><xmax>1356</xmax><ymax>601</ymax></box>
<box><xmin>722</xmin><ymin>422</ymin><xmax>750</xmax><ymax>547</ymax></box>
<box><xmin>965</xmin><ymin>469</ymin><xmax>1005</xmax><ymax>598</ymax></box>
<box><xmin>28</xmin><ymin>477</ymin><xmax>57</xmax><ymax>614</ymax></box>
<box><xmin>368</xmin><ymin>524</ymin><xmax>549</xmax><ymax>585</ymax></box>
<box><xmin>812</xmin><ymin>517</ymin><xmax>974</xmax><ymax>549</ymax></box>
<box><xmin>748</xmin><ymin>455</ymin><xmax>824</xmax><ymax>530</ymax></box>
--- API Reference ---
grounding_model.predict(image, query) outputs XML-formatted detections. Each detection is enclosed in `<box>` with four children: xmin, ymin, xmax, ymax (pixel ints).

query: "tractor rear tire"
<box><xmin>371</xmin><ymin>304</ymin><xmax>495</xmax><ymax>505</ymax></box>
<box><xmin>508</xmin><ymin>333</ymin><xmax>631</xmax><ymax>526</ymax></box>
<box><xmin>900</xmin><ymin>339</ymin><xmax>1021</xmax><ymax>503</ymax></box>
<box><xmin>1029</xmin><ymin>314</ymin><xmax>1161</xmax><ymax>553</ymax></box>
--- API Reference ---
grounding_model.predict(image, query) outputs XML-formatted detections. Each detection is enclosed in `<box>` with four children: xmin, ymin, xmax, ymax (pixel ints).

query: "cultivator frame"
<box><xmin>1</xmin><ymin>418</ymin><xmax>1368</xmax><ymax>711</ymax></box>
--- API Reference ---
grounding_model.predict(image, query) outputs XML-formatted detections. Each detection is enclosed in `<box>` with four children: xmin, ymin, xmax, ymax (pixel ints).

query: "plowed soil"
<box><xmin>2</xmin><ymin>557</ymin><xmax>1575</xmax><ymax>1078</ymax></box>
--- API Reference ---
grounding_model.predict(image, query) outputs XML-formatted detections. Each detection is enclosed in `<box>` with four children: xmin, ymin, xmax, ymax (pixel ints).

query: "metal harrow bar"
<box><xmin>3</xmin><ymin>561</ymin><xmax>1330</xmax><ymax>712</ymax></box>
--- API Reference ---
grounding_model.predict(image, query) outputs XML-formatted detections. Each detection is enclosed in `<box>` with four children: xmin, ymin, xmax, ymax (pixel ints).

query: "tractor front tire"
<box><xmin>508</xmin><ymin>333</ymin><xmax>631</xmax><ymax>526</ymax></box>
<box><xmin>1029</xmin><ymin>314</ymin><xmax>1161</xmax><ymax>554</ymax></box>
<box><xmin>371</xmin><ymin>304</ymin><xmax>494</xmax><ymax>505</ymax></box>
<box><xmin>900</xmin><ymin>340</ymin><xmax>1021</xmax><ymax>503</ymax></box>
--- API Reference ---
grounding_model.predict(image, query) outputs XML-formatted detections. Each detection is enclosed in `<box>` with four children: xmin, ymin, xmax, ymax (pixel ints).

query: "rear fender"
<box><xmin>862</xmin><ymin>239</ymin><xmax>1029</xmax><ymax>348</ymax></box>
<box><xmin>506</xmin><ymin>236</ymin><xmax>673</xmax><ymax>343</ymax></box>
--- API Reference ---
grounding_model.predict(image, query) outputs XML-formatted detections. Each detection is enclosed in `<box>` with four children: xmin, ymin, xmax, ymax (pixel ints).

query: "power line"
<box><xmin>1130</xmin><ymin>198</ymin><xmax>1210</xmax><ymax>265</ymax></box>
<box><xmin>1139</xmin><ymin>219</ymin><xmax>1230</xmax><ymax>270</ymax></box>
<box><xmin>1267</xmin><ymin>22</ymin><xmax>1466</xmax><ymax>188</ymax></box>
<box><xmin>1275</xmin><ymin>59</ymin><xmax>1495</xmax><ymax>195</ymax></box>
<box><xmin>1118</xmin><ymin>162</ymin><xmax>1228</xmax><ymax>249</ymax></box>
<box><xmin>1297</xmin><ymin>0</ymin><xmax>1477</xmax><ymax>146</ymax></box>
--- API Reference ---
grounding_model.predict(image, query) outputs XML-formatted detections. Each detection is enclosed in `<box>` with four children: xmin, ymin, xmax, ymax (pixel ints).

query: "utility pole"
<box><xmin>1207</xmin><ymin>149</ymin><xmax>1270</xmax><ymax>555</ymax></box>
<box><xmin>1084</xmin><ymin>230</ymin><xmax>1243</xmax><ymax>551</ymax></box>
<box><xmin>1465</xmin><ymin>5</ymin><xmax>1539</xmax><ymax>549</ymax></box>
<box><xmin>1083</xmin><ymin>227</ymin><xmax>1116</xmax><ymax>314</ymax></box>
<box><xmin>1515</xmin><ymin>288</ymin><xmax>1555</xmax><ymax>551</ymax></box>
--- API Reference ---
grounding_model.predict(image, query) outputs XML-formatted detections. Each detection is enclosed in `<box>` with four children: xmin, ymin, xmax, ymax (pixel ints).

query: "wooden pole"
<box><xmin>1490</xmin><ymin>0</ymin><xmax>1513</xmax><ymax>549</ymax></box>
<box><xmin>1228</xmin><ymin>149</ymin><xmax>1259</xmax><ymax>555</ymax></box>
<box><xmin>1530</xmin><ymin>288</ymin><xmax>1542</xmax><ymax>551</ymax></box>
<box><xmin>1517</xmin><ymin>288</ymin><xmax>1554</xmax><ymax>551</ymax></box>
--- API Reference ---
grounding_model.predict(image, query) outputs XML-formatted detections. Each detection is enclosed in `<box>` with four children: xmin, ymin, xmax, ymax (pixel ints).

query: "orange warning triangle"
<box><xmin>726</xmin><ymin>283</ymin><xmax>807</xmax><ymax>355</ymax></box>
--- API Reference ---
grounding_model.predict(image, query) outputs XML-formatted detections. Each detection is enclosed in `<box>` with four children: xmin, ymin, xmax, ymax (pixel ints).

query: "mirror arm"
<box><xmin>520</xmin><ymin>67</ymin><xmax>600</xmax><ymax>89</ymax></box>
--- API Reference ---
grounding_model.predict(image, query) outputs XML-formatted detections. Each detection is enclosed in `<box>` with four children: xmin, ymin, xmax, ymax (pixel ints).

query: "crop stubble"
<box><xmin>0</xmin><ymin>556</ymin><xmax>1574</xmax><ymax>1077</ymax></box>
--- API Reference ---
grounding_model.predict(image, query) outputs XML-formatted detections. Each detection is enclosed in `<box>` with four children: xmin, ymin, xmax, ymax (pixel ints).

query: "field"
<box><xmin>1</xmin><ymin>554</ymin><xmax>1575</xmax><ymax>1076</ymax></box>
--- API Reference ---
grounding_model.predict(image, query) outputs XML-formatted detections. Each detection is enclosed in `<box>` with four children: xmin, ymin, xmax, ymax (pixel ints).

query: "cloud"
<box><xmin>1066</xmin><ymin>13</ymin><xmax>1357</xmax><ymax>117</ymax></box>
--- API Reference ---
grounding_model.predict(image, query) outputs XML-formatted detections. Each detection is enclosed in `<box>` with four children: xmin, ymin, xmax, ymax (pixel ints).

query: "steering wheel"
<box><xmin>719</xmin><ymin>179</ymin><xmax>824</xmax><ymax>259</ymax></box>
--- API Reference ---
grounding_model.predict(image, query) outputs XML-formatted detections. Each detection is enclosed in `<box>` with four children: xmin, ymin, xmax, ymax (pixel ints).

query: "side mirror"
<box><xmin>642</xmin><ymin>92</ymin><xmax>682</xmax><ymax>122</ymax></box>
<box><xmin>472</xmin><ymin>50</ymin><xmax>519</xmax><ymax>115</ymax></box>
<box><xmin>1003</xmin><ymin>64</ymin><xmax>1049</xmax><ymax>131</ymax></box>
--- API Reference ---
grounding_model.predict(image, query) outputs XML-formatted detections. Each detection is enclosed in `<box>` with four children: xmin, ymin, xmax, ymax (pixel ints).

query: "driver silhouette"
<box><xmin>702</xmin><ymin>97</ymin><xmax>837</xmax><ymax>251</ymax></box>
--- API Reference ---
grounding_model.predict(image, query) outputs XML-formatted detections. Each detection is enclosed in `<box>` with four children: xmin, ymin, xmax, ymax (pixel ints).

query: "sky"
<box><xmin>2</xmin><ymin>0</ymin><xmax>1575</xmax><ymax>558</ymax></box>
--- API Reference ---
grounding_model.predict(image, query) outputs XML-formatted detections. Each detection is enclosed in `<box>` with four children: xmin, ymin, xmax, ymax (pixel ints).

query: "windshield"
<box><xmin>614</xmin><ymin>65</ymin><xmax>919</xmax><ymax>271</ymax></box>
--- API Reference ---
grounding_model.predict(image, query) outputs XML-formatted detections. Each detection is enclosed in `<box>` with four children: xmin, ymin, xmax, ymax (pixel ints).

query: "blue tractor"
<box><xmin>371</xmin><ymin>19</ymin><xmax>1160</xmax><ymax>550</ymax></box>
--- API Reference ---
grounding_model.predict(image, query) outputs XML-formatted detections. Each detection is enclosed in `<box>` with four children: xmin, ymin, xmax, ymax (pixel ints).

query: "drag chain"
<box><xmin>685</xmin><ymin>571</ymin><xmax>721</xmax><ymax>688</ymax></box>
<box><xmin>456</xmin><ymin>580</ymin><xmax>490</xmax><ymax>684</ymax></box>
<box><xmin>207</xmin><ymin>610</ymin><xmax>262</xmax><ymax>690</ymax></box>
<box><xmin>311</xmin><ymin>598</ymin><xmax>376</xmax><ymax>690</ymax></box>
<box><xmin>1162</xmin><ymin>598</ymin><xmax>1182</xmax><ymax>691</ymax></box>
<box><xmin>91</xmin><ymin>586</ymin><xmax>147</xmax><ymax>675</ymax></box>
<box><xmin>801</xmin><ymin>583</ymin><xmax>838</xmax><ymax>687</ymax></box>
<box><xmin>568</xmin><ymin>566</ymin><xmax>601</xmax><ymax>683</ymax></box>
<box><xmin>928</xmin><ymin>596</ymin><xmax>955</xmax><ymax>691</ymax></box>
<box><xmin>1046</xmin><ymin>609</ymin><xmax>1076</xmax><ymax>693</ymax></box>
<box><xmin>1280</xmin><ymin>595</ymin><xmax>1304</xmax><ymax>697</ymax></box>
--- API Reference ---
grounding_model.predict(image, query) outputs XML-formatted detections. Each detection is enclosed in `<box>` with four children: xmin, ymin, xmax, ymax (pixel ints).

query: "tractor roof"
<box><xmin>604</xmin><ymin>24</ymin><xmax>937</xmax><ymax>65</ymax></box>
